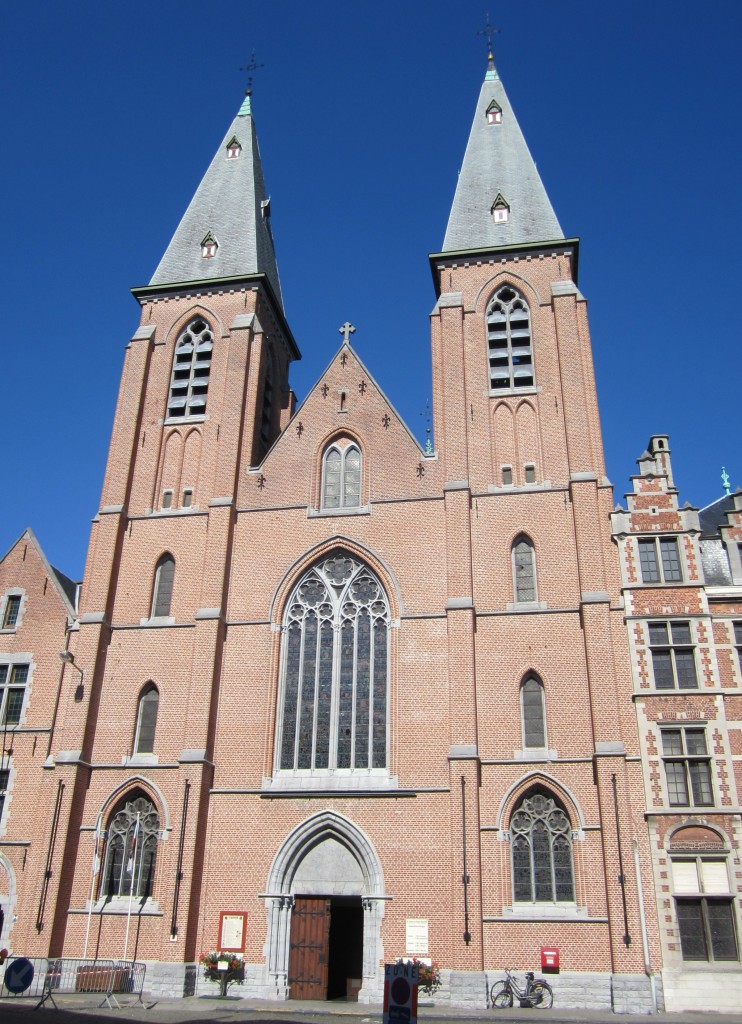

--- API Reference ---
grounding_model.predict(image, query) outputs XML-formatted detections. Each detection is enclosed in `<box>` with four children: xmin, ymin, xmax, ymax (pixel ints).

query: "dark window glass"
<box><xmin>0</xmin><ymin>768</ymin><xmax>9</xmax><ymax>820</ymax></box>
<box><xmin>649</xmin><ymin>621</ymin><xmax>697</xmax><ymax>689</ymax></box>
<box><xmin>639</xmin><ymin>540</ymin><xmax>660</xmax><ymax>583</ymax></box>
<box><xmin>522</xmin><ymin>678</ymin><xmax>546</xmax><ymax>747</ymax></box>
<box><xmin>135</xmin><ymin>686</ymin><xmax>159</xmax><ymax>754</ymax></box>
<box><xmin>677</xmin><ymin>899</ymin><xmax>738</xmax><ymax>962</ymax></box>
<box><xmin>662</xmin><ymin>728</ymin><xmax>713</xmax><ymax>807</ymax></box>
<box><xmin>660</xmin><ymin>538</ymin><xmax>682</xmax><ymax>581</ymax></box>
<box><xmin>102</xmin><ymin>795</ymin><xmax>159</xmax><ymax>898</ymax></box>
<box><xmin>510</xmin><ymin>791</ymin><xmax>574</xmax><ymax>903</ymax></box>
<box><xmin>152</xmin><ymin>556</ymin><xmax>175</xmax><ymax>618</ymax></box>
<box><xmin>3</xmin><ymin>596</ymin><xmax>20</xmax><ymax>628</ymax></box>
<box><xmin>167</xmin><ymin>319</ymin><xmax>213</xmax><ymax>418</ymax></box>
<box><xmin>640</xmin><ymin>537</ymin><xmax>683</xmax><ymax>583</ymax></box>
<box><xmin>486</xmin><ymin>286</ymin><xmax>533</xmax><ymax>390</ymax></box>
<box><xmin>513</xmin><ymin>538</ymin><xmax>537</xmax><ymax>603</ymax></box>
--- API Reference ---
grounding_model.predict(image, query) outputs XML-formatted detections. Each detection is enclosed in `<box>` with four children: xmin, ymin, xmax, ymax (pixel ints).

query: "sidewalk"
<box><xmin>3</xmin><ymin>993</ymin><xmax>742</xmax><ymax>1024</ymax></box>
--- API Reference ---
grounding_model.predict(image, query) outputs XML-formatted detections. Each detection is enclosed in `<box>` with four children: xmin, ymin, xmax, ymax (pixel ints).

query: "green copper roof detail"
<box><xmin>238</xmin><ymin>93</ymin><xmax>252</xmax><ymax>117</ymax></box>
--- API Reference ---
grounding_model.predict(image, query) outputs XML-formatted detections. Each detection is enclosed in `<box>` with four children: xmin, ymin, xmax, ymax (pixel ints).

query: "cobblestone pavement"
<box><xmin>2</xmin><ymin>995</ymin><xmax>742</xmax><ymax>1024</ymax></box>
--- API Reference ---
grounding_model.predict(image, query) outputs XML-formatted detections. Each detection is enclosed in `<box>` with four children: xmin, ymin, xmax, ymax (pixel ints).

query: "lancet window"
<box><xmin>167</xmin><ymin>318</ymin><xmax>213</xmax><ymax>418</ymax></box>
<box><xmin>322</xmin><ymin>442</ymin><xmax>362</xmax><ymax>509</ymax></box>
<box><xmin>511</xmin><ymin>790</ymin><xmax>574</xmax><ymax>902</ymax></box>
<box><xmin>101</xmin><ymin>794</ymin><xmax>159</xmax><ymax>898</ymax></box>
<box><xmin>277</xmin><ymin>553</ymin><xmax>390</xmax><ymax>774</ymax></box>
<box><xmin>486</xmin><ymin>286</ymin><xmax>533</xmax><ymax>390</ymax></box>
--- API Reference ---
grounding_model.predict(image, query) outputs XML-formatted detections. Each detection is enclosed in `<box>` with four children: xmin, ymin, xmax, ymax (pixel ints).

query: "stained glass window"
<box><xmin>511</xmin><ymin>790</ymin><xmax>574</xmax><ymax>902</ymax></box>
<box><xmin>102</xmin><ymin>794</ymin><xmax>159</xmax><ymax>898</ymax></box>
<box><xmin>513</xmin><ymin>536</ymin><xmax>537</xmax><ymax>603</ymax></box>
<box><xmin>278</xmin><ymin>554</ymin><xmax>390</xmax><ymax>773</ymax></box>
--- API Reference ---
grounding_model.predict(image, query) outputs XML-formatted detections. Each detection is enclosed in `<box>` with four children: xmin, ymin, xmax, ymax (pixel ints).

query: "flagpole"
<box><xmin>123</xmin><ymin>812</ymin><xmax>140</xmax><ymax>963</ymax></box>
<box><xmin>83</xmin><ymin>812</ymin><xmax>102</xmax><ymax>959</ymax></box>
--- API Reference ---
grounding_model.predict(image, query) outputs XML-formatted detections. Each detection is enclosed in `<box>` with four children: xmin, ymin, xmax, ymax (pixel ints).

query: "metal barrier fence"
<box><xmin>0</xmin><ymin>956</ymin><xmax>147</xmax><ymax>1009</ymax></box>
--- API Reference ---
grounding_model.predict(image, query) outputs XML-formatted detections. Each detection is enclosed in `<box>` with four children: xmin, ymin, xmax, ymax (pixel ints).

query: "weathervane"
<box><xmin>722</xmin><ymin>466</ymin><xmax>731</xmax><ymax>496</ymax></box>
<box><xmin>241</xmin><ymin>50</ymin><xmax>264</xmax><ymax>96</ymax></box>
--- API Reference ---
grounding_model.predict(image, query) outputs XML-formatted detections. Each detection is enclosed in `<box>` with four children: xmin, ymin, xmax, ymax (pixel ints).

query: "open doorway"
<box><xmin>288</xmin><ymin>895</ymin><xmax>363</xmax><ymax>1000</ymax></box>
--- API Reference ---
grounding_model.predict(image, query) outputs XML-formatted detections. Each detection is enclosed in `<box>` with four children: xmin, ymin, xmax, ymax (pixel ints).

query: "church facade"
<box><xmin>1</xmin><ymin>54</ymin><xmax>740</xmax><ymax>1013</ymax></box>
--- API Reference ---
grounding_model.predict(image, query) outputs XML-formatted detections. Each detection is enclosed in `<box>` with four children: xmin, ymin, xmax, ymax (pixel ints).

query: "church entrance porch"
<box><xmin>287</xmin><ymin>895</ymin><xmax>364</xmax><ymax>1000</ymax></box>
<box><xmin>263</xmin><ymin>811</ymin><xmax>386</xmax><ymax>1002</ymax></box>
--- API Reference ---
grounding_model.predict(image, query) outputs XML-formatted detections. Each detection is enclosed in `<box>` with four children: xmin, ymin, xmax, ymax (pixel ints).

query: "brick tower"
<box><xmin>12</xmin><ymin>55</ymin><xmax>661</xmax><ymax>1010</ymax></box>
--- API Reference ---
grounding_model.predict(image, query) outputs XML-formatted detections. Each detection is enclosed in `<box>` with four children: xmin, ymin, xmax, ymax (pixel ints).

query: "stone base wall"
<box><xmin>663</xmin><ymin>969</ymin><xmax>742</xmax><ymax>1013</ymax></box>
<box><xmin>142</xmin><ymin>963</ymin><xmax>663</xmax><ymax>1013</ymax></box>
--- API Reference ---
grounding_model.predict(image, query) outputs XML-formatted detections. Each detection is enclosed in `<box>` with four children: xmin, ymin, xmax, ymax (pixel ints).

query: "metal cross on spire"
<box><xmin>339</xmin><ymin>322</ymin><xmax>356</xmax><ymax>345</ymax></box>
<box><xmin>240</xmin><ymin>50</ymin><xmax>264</xmax><ymax>96</ymax></box>
<box><xmin>477</xmin><ymin>13</ymin><xmax>500</xmax><ymax>63</ymax></box>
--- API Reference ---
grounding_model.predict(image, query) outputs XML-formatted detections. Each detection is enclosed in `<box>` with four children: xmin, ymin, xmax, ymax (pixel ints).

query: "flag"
<box><xmin>126</xmin><ymin>814</ymin><xmax>140</xmax><ymax>874</ymax></box>
<box><xmin>91</xmin><ymin>812</ymin><xmax>103</xmax><ymax>876</ymax></box>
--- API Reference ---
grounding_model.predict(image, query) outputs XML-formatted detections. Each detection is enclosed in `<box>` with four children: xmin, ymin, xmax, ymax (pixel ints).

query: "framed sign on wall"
<box><xmin>218</xmin><ymin>911</ymin><xmax>247</xmax><ymax>952</ymax></box>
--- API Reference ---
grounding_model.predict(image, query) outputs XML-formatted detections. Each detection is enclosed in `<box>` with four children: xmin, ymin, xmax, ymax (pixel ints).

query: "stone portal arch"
<box><xmin>263</xmin><ymin>811</ymin><xmax>386</xmax><ymax>1001</ymax></box>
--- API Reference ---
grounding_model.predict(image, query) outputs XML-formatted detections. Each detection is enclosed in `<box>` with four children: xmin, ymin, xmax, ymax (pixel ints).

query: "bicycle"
<box><xmin>490</xmin><ymin>969</ymin><xmax>553</xmax><ymax>1009</ymax></box>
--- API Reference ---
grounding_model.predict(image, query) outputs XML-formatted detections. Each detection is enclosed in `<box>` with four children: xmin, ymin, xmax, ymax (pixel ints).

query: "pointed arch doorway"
<box><xmin>263</xmin><ymin>812</ymin><xmax>386</xmax><ymax>1002</ymax></box>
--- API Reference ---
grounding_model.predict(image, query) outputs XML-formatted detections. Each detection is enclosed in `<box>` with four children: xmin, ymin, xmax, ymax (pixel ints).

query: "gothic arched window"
<box><xmin>102</xmin><ymin>793</ymin><xmax>159</xmax><ymax>898</ymax></box>
<box><xmin>167</xmin><ymin>318</ymin><xmax>213</xmax><ymax>418</ymax></box>
<box><xmin>322</xmin><ymin>442</ymin><xmax>362</xmax><ymax>509</ymax></box>
<box><xmin>511</xmin><ymin>790</ymin><xmax>574</xmax><ymax>902</ymax></box>
<box><xmin>151</xmin><ymin>555</ymin><xmax>175</xmax><ymax>618</ymax></box>
<box><xmin>512</xmin><ymin>535</ymin><xmax>537</xmax><ymax>603</ymax></box>
<box><xmin>486</xmin><ymin>286</ymin><xmax>533</xmax><ymax>390</ymax></box>
<box><xmin>134</xmin><ymin>684</ymin><xmax>159</xmax><ymax>754</ymax></box>
<box><xmin>277</xmin><ymin>553</ymin><xmax>390</xmax><ymax>773</ymax></box>
<box><xmin>521</xmin><ymin>677</ymin><xmax>546</xmax><ymax>749</ymax></box>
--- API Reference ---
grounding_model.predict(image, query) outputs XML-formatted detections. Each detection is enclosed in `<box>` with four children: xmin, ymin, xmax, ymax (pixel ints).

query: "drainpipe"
<box><xmin>633</xmin><ymin>839</ymin><xmax>657</xmax><ymax>1014</ymax></box>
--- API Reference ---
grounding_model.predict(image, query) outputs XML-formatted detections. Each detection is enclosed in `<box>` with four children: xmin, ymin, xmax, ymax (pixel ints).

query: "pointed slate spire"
<box><xmin>443</xmin><ymin>55</ymin><xmax>563</xmax><ymax>252</ymax></box>
<box><xmin>149</xmin><ymin>93</ymin><xmax>283</xmax><ymax>309</ymax></box>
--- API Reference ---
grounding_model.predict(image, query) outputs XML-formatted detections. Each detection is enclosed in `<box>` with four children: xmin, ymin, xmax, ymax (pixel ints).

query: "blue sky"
<box><xmin>1</xmin><ymin>0</ymin><xmax>740</xmax><ymax>579</ymax></box>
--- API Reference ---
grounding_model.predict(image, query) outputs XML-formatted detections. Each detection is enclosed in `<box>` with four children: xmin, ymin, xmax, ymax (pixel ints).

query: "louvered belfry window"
<box><xmin>278</xmin><ymin>554</ymin><xmax>390</xmax><ymax>772</ymax></box>
<box><xmin>486</xmin><ymin>285</ymin><xmax>533</xmax><ymax>389</ymax></box>
<box><xmin>511</xmin><ymin>790</ymin><xmax>574</xmax><ymax>902</ymax></box>
<box><xmin>167</xmin><ymin>319</ymin><xmax>213</xmax><ymax>418</ymax></box>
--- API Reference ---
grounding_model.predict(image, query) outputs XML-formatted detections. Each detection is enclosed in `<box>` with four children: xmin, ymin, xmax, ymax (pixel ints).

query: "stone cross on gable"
<box><xmin>339</xmin><ymin>322</ymin><xmax>356</xmax><ymax>345</ymax></box>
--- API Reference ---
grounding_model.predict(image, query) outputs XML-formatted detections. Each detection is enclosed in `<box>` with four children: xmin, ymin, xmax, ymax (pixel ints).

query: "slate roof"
<box><xmin>443</xmin><ymin>60</ymin><xmax>563</xmax><ymax>252</ymax></box>
<box><xmin>149</xmin><ymin>95</ymin><xmax>283</xmax><ymax>308</ymax></box>
<box><xmin>699</xmin><ymin>493</ymin><xmax>736</xmax><ymax>537</ymax></box>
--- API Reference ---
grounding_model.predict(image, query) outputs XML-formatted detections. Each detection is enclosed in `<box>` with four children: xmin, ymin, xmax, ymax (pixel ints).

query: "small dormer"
<box><xmin>226</xmin><ymin>136</ymin><xmax>242</xmax><ymax>159</ymax></box>
<box><xmin>491</xmin><ymin>193</ymin><xmax>510</xmax><ymax>224</ymax></box>
<box><xmin>200</xmin><ymin>231</ymin><xmax>218</xmax><ymax>258</ymax></box>
<box><xmin>486</xmin><ymin>99</ymin><xmax>502</xmax><ymax>124</ymax></box>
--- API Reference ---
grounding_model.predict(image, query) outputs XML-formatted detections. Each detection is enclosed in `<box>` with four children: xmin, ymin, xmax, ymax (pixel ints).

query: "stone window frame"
<box><xmin>0</xmin><ymin>590</ymin><xmax>25</xmax><ymax>634</ymax></box>
<box><xmin>637</xmin><ymin>536</ymin><xmax>683</xmax><ymax>584</ymax></box>
<box><xmin>520</xmin><ymin>676</ymin><xmax>547</xmax><ymax>750</ymax></box>
<box><xmin>0</xmin><ymin>659</ymin><xmax>31</xmax><ymax>728</ymax></box>
<box><xmin>660</xmin><ymin>727</ymin><xmax>714</xmax><ymax>808</ymax></box>
<box><xmin>671</xmin><ymin>855</ymin><xmax>739</xmax><ymax>962</ymax></box>
<box><xmin>647</xmin><ymin>620</ymin><xmax>698</xmax><ymax>690</ymax></box>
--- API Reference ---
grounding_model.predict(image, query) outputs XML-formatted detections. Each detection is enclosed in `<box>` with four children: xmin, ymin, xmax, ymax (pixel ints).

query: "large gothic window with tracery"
<box><xmin>277</xmin><ymin>553</ymin><xmax>390</xmax><ymax>773</ymax></box>
<box><xmin>511</xmin><ymin>790</ymin><xmax>574</xmax><ymax>902</ymax></box>
<box><xmin>102</xmin><ymin>794</ymin><xmax>159</xmax><ymax>899</ymax></box>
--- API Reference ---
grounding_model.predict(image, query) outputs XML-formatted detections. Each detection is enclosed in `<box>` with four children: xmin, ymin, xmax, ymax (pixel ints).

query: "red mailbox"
<box><xmin>540</xmin><ymin>947</ymin><xmax>559</xmax><ymax>972</ymax></box>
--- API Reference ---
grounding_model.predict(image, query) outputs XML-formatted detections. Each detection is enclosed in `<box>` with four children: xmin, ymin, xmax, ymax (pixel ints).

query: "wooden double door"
<box><xmin>288</xmin><ymin>896</ymin><xmax>363</xmax><ymax>1000</ymax></box>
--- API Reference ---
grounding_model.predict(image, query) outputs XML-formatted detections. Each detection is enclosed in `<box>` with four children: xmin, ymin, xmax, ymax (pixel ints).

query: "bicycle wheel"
<box><xmin>531</xmin><ymin>981</ymin><xmax>553</xmax><ymax>1009</ymax></box>
<box><xmin>490</xmin><ymin>981</ymin><xmax>513</xmax><ymax>1008</ymax></box>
